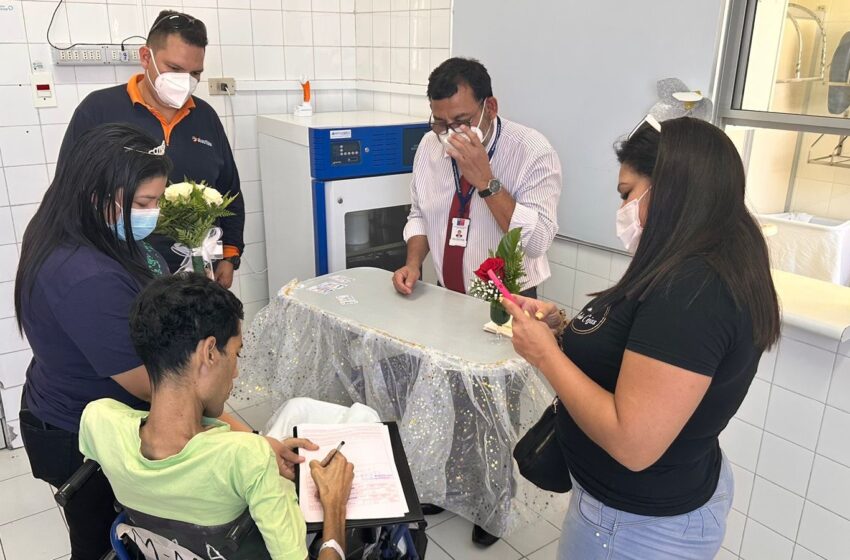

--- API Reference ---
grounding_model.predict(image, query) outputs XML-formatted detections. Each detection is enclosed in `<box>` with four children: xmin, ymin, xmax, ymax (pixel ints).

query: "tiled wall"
<box><xmin>352</xmin><ymin>0</ymin><xmax>451</xmax><ymax>117</ymax></box>
<box><xmin>0</xmin><ymin>0</ymin><xmax>451</xmax><ymax>447</ymax></box>
<box><xmin>540</xmin><ymin>238</ymin><xmax>850</xmax><ymax>560</ymax></box>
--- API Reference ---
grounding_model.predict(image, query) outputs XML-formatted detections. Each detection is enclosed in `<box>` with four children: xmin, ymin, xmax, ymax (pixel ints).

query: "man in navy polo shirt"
<box><xmin>58</xmin><ymin>10</ymin><xmax>244</xmax><ymax>288</ymax></box>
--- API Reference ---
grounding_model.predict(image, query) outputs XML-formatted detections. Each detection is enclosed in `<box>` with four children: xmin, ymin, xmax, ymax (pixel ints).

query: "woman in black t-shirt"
<box><xmin>504</xmin><ymin>117</ymin><xmax>780</xmax><ymax>559</ymax></box>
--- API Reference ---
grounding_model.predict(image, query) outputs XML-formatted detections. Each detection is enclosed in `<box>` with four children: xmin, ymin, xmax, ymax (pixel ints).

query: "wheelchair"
<box><xmin>55</xmin><ymin>460</ymin><xmax>429</xmax><ymax>559</ymax></box>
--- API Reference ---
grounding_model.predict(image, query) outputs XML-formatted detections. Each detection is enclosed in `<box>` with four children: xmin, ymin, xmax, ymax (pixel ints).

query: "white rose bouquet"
<box><xmin>155</xmin><ymin>180</ymin><xmax>238</xmax><ymax>277</ymax></box>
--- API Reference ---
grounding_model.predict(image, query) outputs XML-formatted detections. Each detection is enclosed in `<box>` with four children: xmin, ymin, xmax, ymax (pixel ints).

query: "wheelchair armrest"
<box><xmin>54</xmin><ymin>460</ymin><xmax>101</xmax><ymax>507</ymax></box>
<box><xmin>223</xmin><ymin>509</ymin><xmax>256</xmax><ymax>553</ymax></box>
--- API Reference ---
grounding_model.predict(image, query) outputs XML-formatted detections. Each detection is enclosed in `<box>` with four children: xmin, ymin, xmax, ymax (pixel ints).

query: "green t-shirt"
<box><xmin>79</xmin><ymin>399</ymin><xmax>307</xmax><ymax>560</ymax></box>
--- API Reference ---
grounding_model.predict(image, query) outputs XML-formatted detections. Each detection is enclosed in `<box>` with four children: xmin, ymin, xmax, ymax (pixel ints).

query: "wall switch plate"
<box><xmin>31</xmin><ymin>71</ymin><xmax>57</xmax><ymax>108</ymax></box>
<box><xmin>209</xmin><ymin>77</ymin><xmax>236</xmax><ymax>95</ymax></box>
<box><xmin>51</xmin><ymin>45</ymin><xmax>143</xmax><ymax>66</ymax></box>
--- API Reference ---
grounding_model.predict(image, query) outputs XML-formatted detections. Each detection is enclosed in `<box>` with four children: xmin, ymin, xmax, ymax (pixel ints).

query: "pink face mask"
<box><xmin>616</xmin><ymin>188</ymin><xmax>650</xmax><ymax>254</ymax></box>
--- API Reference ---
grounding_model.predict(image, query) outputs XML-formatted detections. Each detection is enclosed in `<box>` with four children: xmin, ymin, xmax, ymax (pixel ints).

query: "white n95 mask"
<box><xmin>616</xmin><ymin>189</ymin><xmax>650</xmax><ymax>254</ymax></box>
<box><xmin>147</xmin><ymin>51</ymin><xmax>199</xmax><ymax>109</ymax></box>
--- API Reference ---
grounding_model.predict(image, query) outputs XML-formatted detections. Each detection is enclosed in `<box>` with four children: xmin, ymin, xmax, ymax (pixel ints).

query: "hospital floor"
<box><xmin>0</xmin><ymin>396</ymin><xmax>565</xmax><ymax>560</ymax></box>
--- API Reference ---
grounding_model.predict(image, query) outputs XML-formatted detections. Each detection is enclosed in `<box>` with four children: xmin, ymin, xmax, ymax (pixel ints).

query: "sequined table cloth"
<box><xmin>235</xmin><ymin>267</ymin><xmax>562</xmax><ymax>537</ymax></box>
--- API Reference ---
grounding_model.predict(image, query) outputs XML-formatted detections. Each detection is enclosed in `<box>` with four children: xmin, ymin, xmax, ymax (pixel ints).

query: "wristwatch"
<box><xmin>479</xmin><ymin>178</ymin><xmax>503</xmax><ymax>198</ymax></box>
<box><xmin>224</xmin><ymin>255</ymin><xmax>241</xmax><ymax>270</ymax></box>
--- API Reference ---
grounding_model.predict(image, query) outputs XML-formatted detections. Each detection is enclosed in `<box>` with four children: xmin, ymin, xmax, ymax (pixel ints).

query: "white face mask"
<box><xmin>616</xmin><ymin>188</ymin><xmax>650</xmax><ymax>254</ymax></box>
<box><xmin>146</xmin><ymin>50</ymin><xmax>199</xmax><ymax>109</ymax></box>
<box><xmin>438</xmin><ymin>102</ymin><xmax>490</xmax><ymax>147</ymax></box>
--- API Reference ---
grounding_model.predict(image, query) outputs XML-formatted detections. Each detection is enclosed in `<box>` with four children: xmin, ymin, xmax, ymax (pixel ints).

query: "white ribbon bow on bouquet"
<box><xmin>172</xmin><ymin>227</ymin><xmax>224</xmax><ymax>279</ymax></box>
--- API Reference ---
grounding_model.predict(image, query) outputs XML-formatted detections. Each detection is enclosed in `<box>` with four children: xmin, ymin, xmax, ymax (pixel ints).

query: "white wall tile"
<box><xmin>409</xmin><ymin>47</ymin><xmax>429</xmax><ymax>85</ymax></box>
<box><xmin>284</xmin><ymin>11</ymin><xmax>313</xmax><ymax>45</ymax></box>
<box><xmin>373</xmin><ymin>91</ymin><xmax>391</xmax><ymax>112</ymax></box>
<box><xmin>314</xmin><ymin>46</ymin><xmax>342</xmax><ymax>78</ymax></box>
<box><xmin>731</xmin><ymin>462</ymin><xmax>755</xmax><ymax>514</ymax></box>
<box><xmin>736</xmin><ymin>377</ymin><xmax>771</xmax><ymax>428</ymax></box>
<box><xmin>356</xmin><ymin>90</ymin><xmax>374</xmax><ymax>110</ymax></box>
<box><xmin>355</xmin><ymin>47</ymin><xmax>372</xmax><ymax>80</ymax></box>
<box><xmin>828</xmin><ymin>353</ymin><xmax>850</xmax><ymax>413</ymax></box>
<box><xmin>806</xmin><ymin>455</ymin><xmax>850</xmax><ymax>521</ymax></box>
<box><xmin>0</xmin><ymin>206</ymin><xmax>16</xmax><ymax>245</ymax></box>
<box><xmin>410</xmin><ymin>10</ymin><xmax>429</xmax><ymax>48</ymax></box>
<box><xmin>372</xmin><ymin>11</ymin><xmax>390</xmax><ymax>47</ymax></box>
<box><xmin>391</xmin><ymin>0</ymin><xmax>409</xmax><ymax>9</ymax></box>
<box><xmin>0</xmin><ymin>318</ymin><xmax>28</xmax><ymax>354</ymax></box>
<box><xmin>190</xmin><ymin>7</ymin><xmax>220</xmax><ymax>46</ymax></box>
<box><xmin>0</xmin><ymin>349</ymin><xmax>32</xmax><ymax>389</ymax></box>
<box><xmin>73</xmin><ymin>65</ymin><xmax>116</xmax><ymax>84</ymax></box>
<box><xmin>66</xmin><ymin>2</ymin><xmax>110</xmax><ymax>43</ymax></box>
<box><xmin>740</xmin><ymin>520</ymin><xmax>794</xmax><ymax>560</ymax></box>
<box><xmin>0</xmin><ymin>245</ymin><xmax>19</xmax><ymax>283</ymax></box>
<box><xmin>284</xmin><ymin>46</ymin><xmax>314</xmax><ymax>80</ymax></box>
<box><xmin>389</xmin><ymin>92</ymin><xmax>408</xmax><ymax>114</ymax></box>
<box><xmin>341</xmin><ymin>13</ymin><xmax>355</xmax><ymax>46</ymax></box>
<box><xmin>251</xmin><ymin>10</ymin><xmax>284</xmax><ymax>45</ymax></box>
<box><xmin>542</xmin><ymin>263</ymin><xmax>575</xmax><ymax>308</ymax></box>
<box><xmin>283</xmin><ymin>0</ymin><xmax>311</xmax><ymax>10</ymax></box>
<box><xmin>373</xmin><ymin>47</ymin><xmax>390</xmax><ymax>81</ymax></box>
<box><xmin>773</xmin><ymin>337</ymin><xmax>835</xmax><ymax>402</ymax></box>
<box><xmin>572</xmin><ymin>270</ymin><xmax>608</xmax><ymax>311</ymax></box>
<box><xmin>390</xmin><ymin>47</ymin><xmax>409</xmax><ymax>83</ymax></box>
<box><xmin>342</xmin><ymin>88</ymin><xmax>357</xmax><ymax>110</ymax></box>
<box><xmin>749</xmin><ymin>476</ymin><xmax>805</xmax><ymax>537</ymax></box>
<box><xmin>1</xmin><ymin>1</ymin><xmax>28</xmax><ymax>44</ymax></box>
<box><xmin>11</xmin><ymin>204</ymin><xmax>39</xmax><ymax>244</ymax></box>
<box><xmin>23</xmin><ymin>1</ymin><xmax>70</xmax><ymax>46</ymax></box>
<box><xmin>0</xmin><ymin>282</ymin><xmax>14</xmax><ymax>320</ymax></box>
<box><xmin>242</xmin><ymin>181</ymin><xmax>263</xmax><ymax>214</ymax></box>
<box><xmin>29</xmin><ymin>45</ymin><xmax>75</xmax><ymax>86</ymax></box>
<box><xmin>355</xmin><ymin>13</ymin><xmax>372</xmax><ymax>46</ymax></box>
<box><xmin>234</xmin><ymin>149</ymin><xmax>260</xmax><ymax>183</ymax></box>
<box><xmin>240</xmin><ymin>271</ymin><xmax>269</xmax><ymax>303</ymax></box>
<box><xmin>373</xmin><ymin>0</ymin><xmax>390</xmax><ymax>11</ymax></box>
<box><xmin>313</xmin><ymin>12</ymin><xmax>341</xmax><ymax>46</ymax></box>
<box><xmin>429</xmin><ymin>9</ymin><xmax>449</xmax><ymax>49</ymax></box>
<box><xmin>253</xmin><ymin>46</ymin><xmax>287</xmax><ymax>80</ymax></box>
<box><xmin>106</xmin><ymin>4</ymin><xmax>145</xmax><ymax>44</ymax></box>
<box><xmin>756</xmin><ymin>432</ymin><xmax>815</xmax><ymax>496</ymax></box>
<box><xmin>410</xmin><ymin>0</ymin><xmax>430</xmax><ymax>8</ymax></box>
<box><xmin>219</xmin><ymin>9</ymin><xmax>253</xmax><ymax>45</ymax></box>
<box><xmin>243</xmin><ymin>211</ymin><xmax>265</xmax><ymax>244</ymax></box>
<box><xmin>429</xmin><ymin>0</ymin><xmax>449</xmax><ymax>7</ymax></box>
<box><xmin>5</xmin><ymin>165</ymin><xmax>48</xmax><ymax>206</ymax></box>
<box><xmin>0</xmin><ymin>44</ymin><xmax>31</xmax><ymax>85</ymax></box>
<box><xmin>576</xmin><ymin>245</ymin><xmax>612</xmax><ymax>279</ymax></box>
<box><xmin>756</xmin><ymin>344</ymin><xmax>779</xmax><ymax>382</ymax></box>
<box><xmin>720</xmin><ymin>417</ymin><xmax>764</xmax><ymax>472</ymax></box>
<box><xmin>390</xmin><ymin>11</ymin><xmax>409</xmax><ymax>47</ymax></box>
<box><xmin>41</xmin><ymin>123</ymin><xmax>66</xmax><ymax>164</ymax></box>
<box><xmin>765</xmin><ymin>386</ymin><xmax>824</xmax><ymax>451</ymax></box>
<box><xmin>221</xmin><ymin>46</ymin><xmax>255</xmax><ymax>80</ymax></box>
<box><xmin>0</xmin><ymin>86</ymin><xmax>39</xmax><ymax>127</ymax></box>
<box><xmin>356</xmin><ymin>0</ymin><xmax>373</xmax><ymax>12</ymax></box>
<box><xmin>0</xmin><ymin>127</ymin><xmax>44</xmax><ymax>166</ymax></box>
<box><xmin>715</xmin><ymin>548</ymin><xmax>738</xmax><ymax>560</ymax></box>
<box><xmin>408</xmin><ymin>93</ymin><xmax>429</xmax><ymax>117</ymax></box>
<box><xmin>313</xmin><ymin>0</ymin><xmax>340</xmax><ymax>10</ymax></box>
<box><xmin>0</xmin><ymin>171</ymin><xmax>8</xmax><ymax>208</ymax></box>
<box><xmin>233</xmin><ymin>115</ymin><xmax>258</xmax><ymax>151</ymax></box>
<box><xmin>252</xmin><ymin>0</ymin><xmax>282</xmax><ymax>8</ymax></box>
<box><xmin>609</xmin><ymin>253</ymin><xmax>631</xmax><ymax>281</ymax></box>
<box><xmin>340</xmin><ymin>0</ymin><xmax>355</xmax><ymax>12</ymax></box>
<box><xmin>38</xmin><ymin>84</ymin><xmax>79</xmax><ymax>125</ymax></box>
<box><xmin>256</xmin><ymin>91</ymin><xmax>288</xmax><ymax>114</ymax></box>
<box><xmin>341</xmin><ymin>47</ymin><xmax>355</xmax><ymax>79</ymax></box>
<box><xmin>548</xmin><ymin>239</ymin><xmax>578</xmax><ymax>268</ymax></box>
<box><xmin>429</xmin><ymin>47</ymin><xmax>449</xmax><ymax>70</ymax></box>
<box><xmin>817</xmin><ymin>406</ymin><xmax>850</xmax><ymax>468</ymax></box>
<box><xmin>315</xmin><ymin>90</ymin><xmax>343</xmax><ymax>111</ymax></box>
<box><xmin>797</xmin><ymin>500</ymin><xmax>850</xmax><ymax>560</ymax></box>
<box><xmin>781</xmin><ymin>324</ymin><xmax>839</xmax><ymax>353</ymax></box>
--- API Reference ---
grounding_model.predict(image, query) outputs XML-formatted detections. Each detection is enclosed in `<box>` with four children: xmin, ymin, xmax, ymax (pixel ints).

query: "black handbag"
<box><xmin>513</xmin><ymin>398</ymin><xmax>572</xmax><ymax>493</ymax></box>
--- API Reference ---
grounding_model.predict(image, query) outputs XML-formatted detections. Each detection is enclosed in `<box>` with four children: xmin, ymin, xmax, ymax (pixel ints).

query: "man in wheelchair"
<box><xmin>78</xmin><ymin>273</ymin><xmax>354</xmax><ymax>559</ymax></box>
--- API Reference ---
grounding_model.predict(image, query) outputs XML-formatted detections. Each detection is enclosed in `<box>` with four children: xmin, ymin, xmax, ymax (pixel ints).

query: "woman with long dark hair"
<box><xmin>504</xmin><ymin>117</ymin><xmax>780</xmax><ymax>559</ymax></box>
<box><xmin>15</xmin><ymin>123</ymin><xmax>172</xmax><ymax>559</ymax></box>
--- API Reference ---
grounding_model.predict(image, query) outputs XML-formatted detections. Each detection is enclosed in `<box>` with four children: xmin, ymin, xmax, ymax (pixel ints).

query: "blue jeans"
<box><xmin>558</xmin><ymin>456</ymin><xmax>733</xmax><ymax>560</ymax></box>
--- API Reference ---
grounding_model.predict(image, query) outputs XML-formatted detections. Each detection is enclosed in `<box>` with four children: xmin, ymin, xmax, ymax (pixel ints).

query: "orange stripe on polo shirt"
<box><xmin>126</xmin><ymin>75</ymin><xmax>195</xmax><ymax>145</ymax></box>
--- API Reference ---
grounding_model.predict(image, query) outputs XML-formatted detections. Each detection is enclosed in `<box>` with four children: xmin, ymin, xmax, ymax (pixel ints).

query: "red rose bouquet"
<box><xmin>468</xmin><ymin>228</ymin><xmax>525</xmax><ymax>325</ymax></box>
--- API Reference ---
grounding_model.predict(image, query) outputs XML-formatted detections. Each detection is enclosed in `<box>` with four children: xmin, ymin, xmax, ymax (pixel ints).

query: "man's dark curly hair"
<box><xmin>427</xmin><ymin>57</ymin><xmax>493</xmax><ymax>102</ymax></box>
<box><xmin>130</xmin><ymin>273</ymin><xmax>243</xmax><ymax>388</ymax></box>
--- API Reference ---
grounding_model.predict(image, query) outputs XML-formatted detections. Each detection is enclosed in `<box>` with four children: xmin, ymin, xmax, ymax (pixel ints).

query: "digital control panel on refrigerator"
<box><xmin>330</xmin><ymin>140</ymin><xmax>361</xmax><ymax>165</ymax></box>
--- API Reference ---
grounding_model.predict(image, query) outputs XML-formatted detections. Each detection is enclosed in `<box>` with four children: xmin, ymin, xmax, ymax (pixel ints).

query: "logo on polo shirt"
<box><xmin>192</xmin><ymin>136</ymin><xmax>213</xmax><ymax>148</ymax></box>
<box><xmin>570</xmin><ymin>305</ymin><xmax>610</xmax><ymax>335</ymax></box>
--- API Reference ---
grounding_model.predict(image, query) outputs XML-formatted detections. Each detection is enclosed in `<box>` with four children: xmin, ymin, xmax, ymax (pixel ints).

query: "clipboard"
<box><xmin>294</xmin><ymin>421</ymin><xmax>425</xmax><ymax>533</ymax></box>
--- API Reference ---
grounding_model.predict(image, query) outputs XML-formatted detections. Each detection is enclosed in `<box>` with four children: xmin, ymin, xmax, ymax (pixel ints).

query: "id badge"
<box><xmin>449</xmin><ymin>217</ymin><xmax>470</xmax><ymax>247</ymax></box>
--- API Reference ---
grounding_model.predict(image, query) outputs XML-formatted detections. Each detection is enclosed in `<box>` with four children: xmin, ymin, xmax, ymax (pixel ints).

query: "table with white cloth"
<box><xmin>235</xmin><ymin>267</ymin><xmax>562</xmax><ymax>537</ymax></box>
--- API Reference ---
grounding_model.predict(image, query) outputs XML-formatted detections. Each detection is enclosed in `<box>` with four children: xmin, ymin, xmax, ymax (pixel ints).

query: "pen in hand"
<box><xmin>320</xmin><ymin>441</ymin><xmax>345</xmax><ymax>467</ymax></box>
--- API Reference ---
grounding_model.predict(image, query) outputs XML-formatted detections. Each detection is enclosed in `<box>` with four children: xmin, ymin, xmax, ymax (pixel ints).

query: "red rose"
<box><xmin>475</xmin><ymin>257</ymin><xmax>506</xmax><ymax>282</ymax></box>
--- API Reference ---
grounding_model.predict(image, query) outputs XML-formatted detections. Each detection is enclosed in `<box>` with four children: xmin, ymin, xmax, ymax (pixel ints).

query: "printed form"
<box><xmin>297</xmin><ymin>423</ymin><xmax>409</xmax><ymax>523</ymax></box>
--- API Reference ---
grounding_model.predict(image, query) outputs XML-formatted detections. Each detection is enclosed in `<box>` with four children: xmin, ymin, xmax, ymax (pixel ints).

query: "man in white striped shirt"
<box><xmin>393</xmin><ymin>58</ymin><xmax>562</xmax><ymax>298</ymax></box>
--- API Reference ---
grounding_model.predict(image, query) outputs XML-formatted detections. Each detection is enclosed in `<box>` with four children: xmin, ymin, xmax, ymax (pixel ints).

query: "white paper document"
<box><xmin>296</xmin><ymin>423</ymin><xmax>409</xmax><ymax>523</ymax></box>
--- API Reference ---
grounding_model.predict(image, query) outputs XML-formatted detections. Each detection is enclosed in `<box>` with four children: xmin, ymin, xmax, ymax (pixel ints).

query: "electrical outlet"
<box><xmin>209</xmin><ymin>78</ymin><xmax>236</xmax><ymax>95</ymax></box>
<box><xmin>52</xmin><ymin>45</ymin><xmax>143</xmax><ymax>66</ymax></box>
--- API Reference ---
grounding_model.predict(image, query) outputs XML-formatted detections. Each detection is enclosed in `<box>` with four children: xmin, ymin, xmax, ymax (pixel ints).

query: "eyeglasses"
<box><xmin>628</xmin><ymin>114</ymin><xmax>662</xmax><ymax>139</ymax></box>
<box><xmin>149</xmin><ymin>13</ymin><xmax>205</xmax><ymax>35</ymax></box>
<box><xmin>428</xmin><ymin>103</ymin><xmax>485</xmax><ymax>135</ymax></box>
